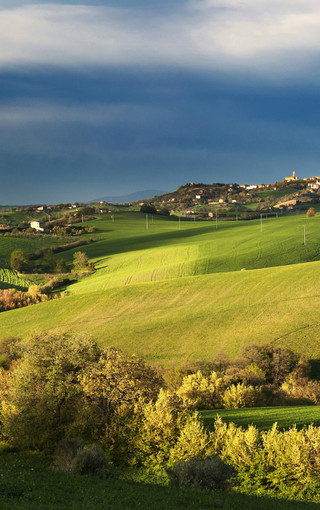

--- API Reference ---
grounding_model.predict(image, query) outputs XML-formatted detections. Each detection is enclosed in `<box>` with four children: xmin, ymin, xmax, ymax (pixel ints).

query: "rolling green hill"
<box><xmin>201</xmin><ymin>406</ymin><xmax>320</xmax><ymax>432</ymax></box>
<box><xmin>1</xmin><ymin>212</ymin><xmax>320</xmax><ymax>364</ymax></box>
<box><xmin>0</xmin><ymin>235</ymin><xmax>67</xmax><ymax>267</ymax></box>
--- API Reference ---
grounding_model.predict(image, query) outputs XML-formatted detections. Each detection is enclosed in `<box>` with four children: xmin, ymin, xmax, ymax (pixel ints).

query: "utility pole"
<box><xmin>146</xmin><ymin>214</ymin><xmax>148</xmax><ymax>230</ymax></box>
<box><xmin>179</xmin><ymin>216</ymin><xmax>181</xmax><ymax>230</ymax></box>
<box><xmin>260</xmin><ymin>214</ymin><xmax>263</xmax><ymax>233</ymax></box>
<box><xmin>216</xmin><ymin>211</ymin><xmax>218</xmax><ymax>229</ymax></box>
<box><xmin>304</xmin><ymin>224</ymin><xmax>306</xmax><ymax>245</ymax></box>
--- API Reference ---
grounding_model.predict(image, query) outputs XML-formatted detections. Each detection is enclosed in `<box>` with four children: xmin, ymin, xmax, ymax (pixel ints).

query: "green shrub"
<box><xmin>71</xmin><ymin>444</ymin><xmax>111</xmax><ymax>475</ymax></box>
<box><xmin>102</xmin><ymin>390</ymin><xmax>211</xmax><ymax>472</ymax></box>
<box><xmin>177</xmin><ymin>371</ymin><xmax>226</xmax><ymax>409</ymax></box>
<box><xmin>54</xmin><ymin>438</ymin><xmax>85</xmax><ymax>472</ymax></box>
<box><xmin>222</xmin><ymin>382</ymin><xmax>257</xmax><ymax>408</ymax></box>
<box><xmin>55</xmin><ymin>439</ymin><xmax>114</xmax><ymax>476</ymax></box>
<box><xmin>237</xmin><ymin>344</ymin><xmax>297</xmax><ymax>385</ymax></box>
<box><xmin>55</xmin><ymin>259</ymin><xmax>68</xmax><ymax>273</ymax></box>
<box><xmin>168</xmin><ymin>456</ymin><xmax>234</xmax><ymax>490</ymax></box>
<box><xmin>281</xmin><ymin>377</ymin><xmax>320</xmax><ymax>405</ymax></box>
<box><xmin>210</xmin><ymin>416</ymin><xmax>320</xmax><ymax>500</ymax></box>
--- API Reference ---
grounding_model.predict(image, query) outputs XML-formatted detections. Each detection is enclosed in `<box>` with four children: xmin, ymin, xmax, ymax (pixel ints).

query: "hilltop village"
<box><xmin>128</xmin><ymin>172</ymin><xmax>320</xmax><ymax>219</ymax></box>
<box><xmin>1</xmin><ymin>173</ymin><xmax>320</xmax><ymax>230</ymax></box>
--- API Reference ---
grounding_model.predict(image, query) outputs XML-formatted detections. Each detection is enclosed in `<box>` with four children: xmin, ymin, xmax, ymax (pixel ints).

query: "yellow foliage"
<box><xmin>177</xmin><ymin>370</ymin><xmax>226</xmax><ymax>409</ymax></box>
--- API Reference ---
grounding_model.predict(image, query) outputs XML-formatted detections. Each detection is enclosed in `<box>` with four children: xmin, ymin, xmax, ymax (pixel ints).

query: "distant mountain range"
<box><xmin>93</xmin><ymin>190</ymin><xmax>168</xmax><ymax>204</ymax></box>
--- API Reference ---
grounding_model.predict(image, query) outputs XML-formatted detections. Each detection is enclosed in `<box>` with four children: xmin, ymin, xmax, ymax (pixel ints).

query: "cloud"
<box><xmin>0</xmin><ymin>100</ymin><xmax>173</xmax><ymax>126</ymax></box>
<box><xmin>0</xmin><ymin>1</ymin><xmax>319</xmax><ymax>80</ymax></box>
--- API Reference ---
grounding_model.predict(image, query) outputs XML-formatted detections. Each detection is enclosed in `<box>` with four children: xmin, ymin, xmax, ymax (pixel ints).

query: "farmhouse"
<box><xmin>30</xmin><ymin>220</ymin><xmax>45</xmax><ymax>232</ymax></box>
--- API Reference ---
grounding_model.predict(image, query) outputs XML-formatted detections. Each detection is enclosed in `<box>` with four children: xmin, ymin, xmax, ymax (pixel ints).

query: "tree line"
<box><xmin>1</xmin><ymin>334</ymin><xmax>320</xmax><ymax>500</ymax></box>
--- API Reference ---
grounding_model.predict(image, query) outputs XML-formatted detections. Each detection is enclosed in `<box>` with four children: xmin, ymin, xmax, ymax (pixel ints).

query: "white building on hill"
<box><xmin>30</xmin><ymin>221</ymin><xmax>45</xmax><ymax>232</ymax></box>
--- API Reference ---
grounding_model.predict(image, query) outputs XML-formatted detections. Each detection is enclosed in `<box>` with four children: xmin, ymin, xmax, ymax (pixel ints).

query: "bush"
<box><xmin>55</xmin><ymin>439</ymin><xmax>114</xmax><ymax>476</ymax></box>
<box><xmin>0</xmin><ymin>288</ymin><xmax>49</xmax><ymax>312</ymax></box>
<box><xmin>225</xmin><ymin>362</ymin><xmax>266</xmax><ymax>387</ymax></box>
<box><xmin>281</xmin><ymin>377</ymin><xmax>320</xmax><ymax>405</ymax></box>
<box><xmin>238</xmin><ymin>344</ymin><xmax>297</xmax><ymax>385</ymax></box>
<box><xmin>163</xmin><ymin>366</ymin><xmax>189</xmax><ymax>391</ymax></box>
<box><xmin>210</xmin><ymin>417</ymin><xmax>320</xmax><ymax>500</ymax></box>
<box><xmin>102</xmin><ymin>390</ymin><xmax>211</xmax><ymax>472</ymax></box>
<box><xmin>71</xmin><ymin>444</ymin><xmax>111</xmax><ymax>475</ymax></box>
<box><xmin>54</xmin><ymin>438</ymin><xmax>85</xmax><ymax>472</ymax></box>
<box><xmin>222</xmin><ymin>383</ymin><xmax>258</xmax><ymax>408</ymax></box>
<box><xmin>55</xmin><ymin>259</ymin><xmax>68</xmax><ymax>273</ymax></box>
<box><xmin>307</xmin><ymin>207</ymin><xmax>316</xmax><ymax>217</ymax></box>
<box><xmin>27</xmin><ymin>285</ymin><xmax>42</xmax><ymax>298</ymax></box>
<box><xmin>177</xmin><ymin>371</ymin><xmax>226</xmax><ymax>409</ymax></box>
<box><xmin>168</xmin><ymin>456</ymin><xmax>233</xmax><ymax>490</ymax></box>
<box><xmin>0</xmin><ymin>337</ymin><xmax>22</xmax><ymax>369</ymax></box>
<box><xmin>41</xmin><ymin>277</ymin><xmax>68</xmax><ymax>294</ymax></box>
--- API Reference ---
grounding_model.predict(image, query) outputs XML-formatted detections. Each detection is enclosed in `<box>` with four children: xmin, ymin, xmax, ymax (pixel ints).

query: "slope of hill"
<box><xmin>1</xmin><ymin>212</ymin><xmax>320</xmax><ymax>364</ymax></box>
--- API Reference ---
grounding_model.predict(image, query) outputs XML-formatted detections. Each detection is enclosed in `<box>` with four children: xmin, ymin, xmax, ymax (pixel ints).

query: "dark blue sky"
<box><xmin>1</xmin><ymin>0</ymin><xmax>320</xmax><ymax>203</ymax></box>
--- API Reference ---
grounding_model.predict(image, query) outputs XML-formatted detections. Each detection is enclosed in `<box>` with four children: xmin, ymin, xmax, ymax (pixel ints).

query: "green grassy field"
<box><xmin>200</xmin><ymin>406</ymin><xmax>320</xmax><ymax>432</ymax></box>
<box><xmin>1</xmin><ymin>212</ymin><xmax>320</xmax><ymax>363</ymax></box>
<box><xmin>0</xmin><ymin>451</ymin><xmax>318</xmax><ymax>510</ymax></box>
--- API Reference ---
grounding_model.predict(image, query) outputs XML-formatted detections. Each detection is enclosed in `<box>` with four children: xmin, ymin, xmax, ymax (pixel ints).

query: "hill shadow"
<box><xmin>91</xmin><ymin>224</ymin><xmax>227</xmax><ymax>259</ymax></box>
<box><xmin>310</xmin><ymin>359</ymin><xmax>320</xmax><ymax>380</ymax></box>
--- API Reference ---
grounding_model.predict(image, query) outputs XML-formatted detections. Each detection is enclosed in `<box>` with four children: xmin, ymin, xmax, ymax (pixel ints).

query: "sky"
<box><xmin>1</xmin><ymin>1</ymin><xmax>320</xmax><ymax>203</ymax></box>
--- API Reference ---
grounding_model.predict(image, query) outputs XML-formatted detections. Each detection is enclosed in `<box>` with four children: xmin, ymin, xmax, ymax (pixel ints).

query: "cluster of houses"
<box><xmin>149</xmin><ymin>172</ymin><xmax>320</xmax><ymax>217</ymax></box>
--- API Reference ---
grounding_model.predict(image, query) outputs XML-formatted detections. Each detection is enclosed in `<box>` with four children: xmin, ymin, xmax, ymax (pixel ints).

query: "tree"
<box><xmin>140</xmin><ymin>203</ymin><xmax>156</xmax><ymax>214</ymax></box>
<box><xmin>238</xmin><ymin>344</ymin><xmax>297</xmax><ymax>385</ymax></box>
<box><xmin>42</xmin><ymin>249</ymin><xmax>55</xmax><ymax>271</ymax></box>
<box><xmin>80</xmin><ymin>348</ymin><xmax>162</xmax><ymax>415</ymax></box>
<box><xmin>0</xmin><ymin>333</ymin><xmax>101</xmax><ymax>450</ymax></box>
<box><xmin>9</xmin><ymin>249</ymin><xmax>29</xmax><ymax>272</ymax></box>
<box><xmin>77</xmin><ymin>206</ymin><xmax>95</xmax><ymax>218</ymax></box>
<box><xmin>73</xmin><ymin>251</ymin><xmax>90</xmax><ymax>270</ymax></box>
<box><xmin>158</xmin><ymin>207</ymin><xmax>170</xmax><ymax>216</ymax></box>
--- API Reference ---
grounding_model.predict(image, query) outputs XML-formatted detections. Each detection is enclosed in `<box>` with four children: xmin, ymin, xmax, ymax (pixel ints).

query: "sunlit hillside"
<box><xmin>1</xmin><ymin>212</ymin><xmax>319</xmax><ymax>364</ymax></box>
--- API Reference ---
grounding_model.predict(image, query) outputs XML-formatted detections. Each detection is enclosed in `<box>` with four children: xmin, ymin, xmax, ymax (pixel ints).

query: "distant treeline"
<box><xmin>29</xmin><ymin>238</ymin><xmax>94</xmax><ymax>260</ymax></box>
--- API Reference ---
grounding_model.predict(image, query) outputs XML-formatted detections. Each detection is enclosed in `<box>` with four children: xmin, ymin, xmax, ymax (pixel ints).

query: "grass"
<box><xmin>0</xmin><ymin>451</ymin><xmax>318</xmax><ymax>510</ymax></box>
<box><xmin>200</xmin><ymin>406</ymin><xmax>320</xmax><ymax>432</ymax></box>
<box><xmin>2</xmin><ymin>212</ymin><xmax>320</xmax><ymax>364</ymax></box>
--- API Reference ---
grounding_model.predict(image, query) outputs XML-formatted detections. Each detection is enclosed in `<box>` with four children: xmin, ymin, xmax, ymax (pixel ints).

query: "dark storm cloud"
<box><xmin>1</xmin><ymin>1</ymin><xmax>320</xmax><ymax>202</ymax></box>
